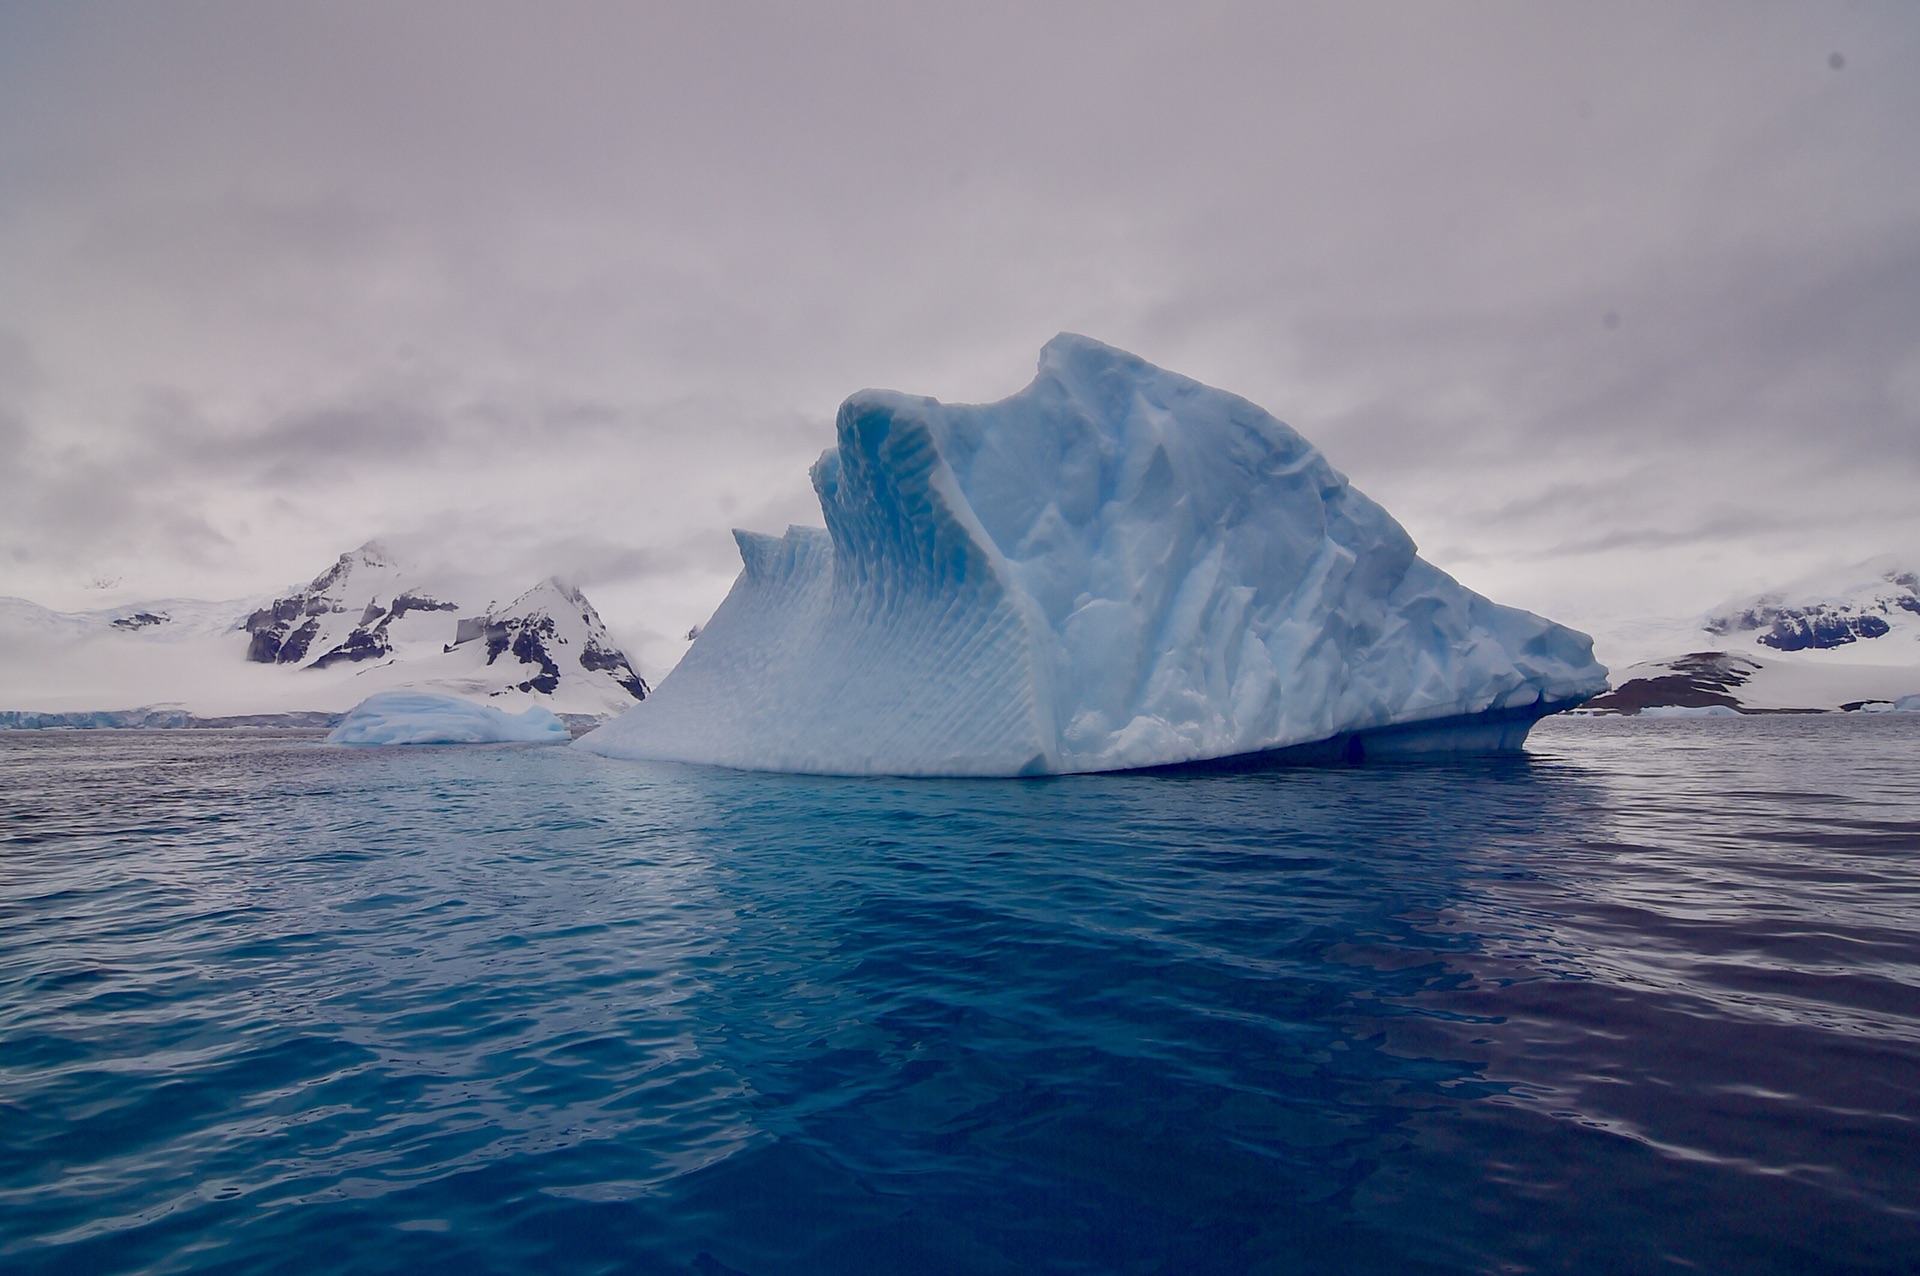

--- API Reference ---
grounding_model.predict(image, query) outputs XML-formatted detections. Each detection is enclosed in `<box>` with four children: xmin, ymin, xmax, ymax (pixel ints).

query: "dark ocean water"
<box><xmin>1</xmin><ymin>716</ymin><xmax>1916</xmax><ymax>1275</ymax></box>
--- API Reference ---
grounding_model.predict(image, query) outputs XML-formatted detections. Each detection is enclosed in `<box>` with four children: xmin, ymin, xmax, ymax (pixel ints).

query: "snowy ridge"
<box><xmin>0</xmin><ymin>545</ymin><xmax>650</xmax><ymax>720</ymax></box>
<box><xmin>243</xmin><ymin>542</ymin><xmax>461</xmax><ymax>669</ymax></box>
<box><xmin>581</xmin><ymin>335</ymin><xmax>1607</xmax><ymax>775</ymax></box>
<box><xmin>448</xmin><ymin>578</ymin><xmax>650</xmax><ymax>702</ymax></box>
<box><xmin>233</xmin><ymin>547</ymin><xmax>652</xmax><ymax>715</ymax></box>
<box><xmin>1702</xmin><ymin>558</ymin><xmax>1920</xmax><ymax>660</ymax></box>
<box><xmin>1586</xmin><ymin>559</ymin><xmax>1920</xmax><ymax>713</ymax></box>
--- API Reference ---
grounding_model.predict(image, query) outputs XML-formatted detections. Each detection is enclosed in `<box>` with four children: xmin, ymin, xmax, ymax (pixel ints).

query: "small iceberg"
<box><xmin>580</xmin><ymin>335</ymin><xmax>1608</xmax><ymax>776</ymax></box>
<box><xmin>326</xmin><ymin>691</ymin><xmax>571</xmax><ymax>746</ymax></box>
<box><xmin>1638</xmin><ymin>704</ymin><xmax>1741</xmax><ymax>719</ymax></box>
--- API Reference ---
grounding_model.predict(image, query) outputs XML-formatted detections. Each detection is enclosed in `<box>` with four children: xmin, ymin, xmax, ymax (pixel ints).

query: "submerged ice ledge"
<box><xmin>579</xmin><ymin>335</ymin><xmax>1608</xmax><ymax>776</ymax></box>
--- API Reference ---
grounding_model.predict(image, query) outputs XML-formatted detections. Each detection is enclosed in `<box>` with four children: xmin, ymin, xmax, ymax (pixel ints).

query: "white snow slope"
<box><xmin>580</xmin><ymin>334</ymin><xmax>1608</xmax><ymax>776</ymax></box>
<box><xmin>1585</xmin><ymin>559</ymin><xmax>1920</xmax><ymax>713</ymax></box>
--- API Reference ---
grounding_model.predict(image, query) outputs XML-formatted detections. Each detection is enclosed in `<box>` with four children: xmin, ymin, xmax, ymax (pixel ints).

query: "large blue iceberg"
<box><xmin>327</xmin><ymin>691</ymin><xmax>570</xmax><ymax>746</ymax></box>
<box><xmin>579</xmin><ymin>336</ymin><xmax>1608</xmax><ymax>775</ymax></box>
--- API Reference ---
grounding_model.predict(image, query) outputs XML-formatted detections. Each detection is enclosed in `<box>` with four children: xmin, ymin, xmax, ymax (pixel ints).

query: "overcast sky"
<box><xmin>2</xmin><ymin>2</ymin><xmax>1916</xmax><ymax>672</ymax></box>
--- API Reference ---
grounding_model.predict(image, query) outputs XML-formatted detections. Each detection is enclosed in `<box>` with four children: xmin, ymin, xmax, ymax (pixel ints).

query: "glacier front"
<box><xmin>579</xmin><ymin>335</ymin><xmax>1608</xmax><ymax>775</ymax></box>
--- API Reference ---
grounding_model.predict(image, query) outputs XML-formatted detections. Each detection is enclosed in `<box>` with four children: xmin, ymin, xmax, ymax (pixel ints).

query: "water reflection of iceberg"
<box><xmin>649</xmin><ymin>726</ymin><xmax>1919</xmax><ymax>1271</ymax></box>
<box><xmin>648</xmin><ymin>751</ymin><xmax>1611</xmax><ymax>1267</ymax></box>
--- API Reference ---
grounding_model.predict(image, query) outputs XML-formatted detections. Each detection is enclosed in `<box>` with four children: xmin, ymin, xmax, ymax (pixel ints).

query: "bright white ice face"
<box><xmin>580</xmin><ymin>335</ymin><xmax>1609</xmax><ymax>776</ymax></box>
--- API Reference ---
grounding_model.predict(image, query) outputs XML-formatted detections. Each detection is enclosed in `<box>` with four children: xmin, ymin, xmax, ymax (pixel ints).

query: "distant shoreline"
<box><xmin>0</xmin><ymin>709</ymin><xmax>610</xmax><ymax>734</ymax></box>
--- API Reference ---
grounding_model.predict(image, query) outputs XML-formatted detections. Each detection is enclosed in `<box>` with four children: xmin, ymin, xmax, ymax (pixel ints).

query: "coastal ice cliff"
<box><xmin>579</xmin><ymin>335</ymin><xmax>1608</xmax><ymax>775</ymax></box>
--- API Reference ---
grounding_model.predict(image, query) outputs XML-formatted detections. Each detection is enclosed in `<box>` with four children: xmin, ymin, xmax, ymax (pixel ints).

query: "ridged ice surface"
<box><xmin>581</xmin><ymin>336</ymin><xmax>1607</xmax><ymax>775</ymax></box>
<box><xmin>326</xmin><ymin>692</ymin><xmax>570</xmax><ymax>746</ymax></box>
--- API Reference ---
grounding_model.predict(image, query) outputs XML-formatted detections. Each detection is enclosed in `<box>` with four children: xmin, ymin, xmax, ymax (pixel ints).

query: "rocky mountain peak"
<box><xmin>443</xmin><ymin>577</ymin><xmax>649</xmax><ymax>702</ymax></box>
<box><xmin>1702</xmin><ymin>561</ymin><xmax>1920</xmax><ymax>652</ymax></box>
<box><xmin>239</xmin><ymin>546</ymin><xmax>647</xmax><ymax>712</ymax></box>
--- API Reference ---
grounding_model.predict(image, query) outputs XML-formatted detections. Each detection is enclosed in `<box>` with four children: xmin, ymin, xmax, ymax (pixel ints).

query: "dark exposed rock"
<box><xmin>245</xmin><ymin>597</ymin><xmax>301</xmax><ymax>631</ymax></box>
<box><xmin>309</xmin><ymin>625</ymin><xmax>393</xmax><ymax>669</ymax></box>
<box><xmin>306</xmin><ymin>596</ymin><xmax>453</xmax><ymax>670</ymax></box>
<box><xmin>483</xmin><ymin>613</ymin><xmax>564</xmax><ymax>694</ymax></box>
<box><xmin>243</xmin><ymin>546</ymin><xmax>419</xmax><ymax>665</ymax></box>
<box><xmin>111</xmin><ymin>611</ymin><xmax>169</xmax><ymax>631</ymax></box>
<box><xmin>581</xmin><ymin>640</ymin><xmax>650</xmax><ymax>700</ymax></box>
<box><xmin>1757</xmin><ymin>610</ymin><xmax>1889</xmax><ymax>651</ymax></box>
<box><xmin>508</xmin><ymin>624</ymin><xmax>562</xmax><ymax>695</ymax></box>
<box><xmin>1709</xmin><ymin>600</ymin><xmax>1898</xmax><ymax>651</ymax></box>
<box><xmin>243</xmin><ymin>596</ymin><xmax>307</xmax><ymax>662</ymax></box>
<box><xmin>559</xmin><ymin>583</ymin><xmax>648</xmax><ymax>701</ymax></box>
<box><xmin>1582</xmin><ymin>651</ymin><xmax>1759</xmax><ymax>715</ymax></box>
<box><xmin>308</xmin><ymin>557</ymin><xmax>354</xmax><ymax>594</ymax></box>
<box><xmin>390</xmin><ymin>593</ymin><xmax>458</xmax><ymax>620</ymax></box>
<box><xmin>245</xmin><ymin>596</ymin><xmax>338</xmax><ymax>664</ymax></box>
<box><xmin>277</xmin><ymin>618</ymin><xmax>321</xmax><ymax>665</ymax></box>
<box><xmin>233</xmin><ymin>546</ymin><xmax>647</xmax><ymax>704</ymax></box>
<box><xmin>1707</xmin><ymin>565</ymin><xmax>1919</xmax><ymax>653</ymax></box>
<box><xmin>443</xmin><ymin>584</ymin><xmax>648</xmax><ymax>701</ymax></box>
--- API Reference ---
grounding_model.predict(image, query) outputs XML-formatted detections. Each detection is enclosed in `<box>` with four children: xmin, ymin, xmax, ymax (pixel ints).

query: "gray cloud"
<box><xmin>216</xmin><ymin>401</ymin><xmax>450</xmax><ymax>485</ymax></box>
<box><xmin>0</xmin><ymin>2</ymin><xmax>1916</xmax><ymax>665</ymax></box>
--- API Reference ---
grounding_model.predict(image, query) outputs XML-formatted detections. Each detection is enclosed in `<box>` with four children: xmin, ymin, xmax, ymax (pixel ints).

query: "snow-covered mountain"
<box><xmin>1585</xmin><ymin>559</ymin><xmax>1920</xmax><ymax>713</ymax></box>
<box><xmin>1701</xmin><ymin>559</ymin><xmax>1920</xmax><ymax>656</ymax></box>
<box><xmin>0</xmin><ymin>542</ymin><xmax>649</xmax><ymax>722</ymax></box>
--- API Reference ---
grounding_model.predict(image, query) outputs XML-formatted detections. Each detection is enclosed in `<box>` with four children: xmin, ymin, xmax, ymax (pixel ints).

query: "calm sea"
<box><xmin>2</xmin><ymin>717</ymin><xmax>1917</xmax><ymax>1275</ymax></box>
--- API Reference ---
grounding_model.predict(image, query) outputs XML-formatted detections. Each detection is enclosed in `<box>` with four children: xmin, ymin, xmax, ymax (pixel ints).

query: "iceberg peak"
<box><xmin>580</xmin><ymin>339</ymin><xmax>1608</xmax><ymax>775</ymax></box>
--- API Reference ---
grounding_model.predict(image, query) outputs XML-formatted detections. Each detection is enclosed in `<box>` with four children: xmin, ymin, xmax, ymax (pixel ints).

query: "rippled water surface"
<box><xmin>2</xmin><ymin>717</ymin><xmax>1917</xmax><ymax>1274</ymax></box>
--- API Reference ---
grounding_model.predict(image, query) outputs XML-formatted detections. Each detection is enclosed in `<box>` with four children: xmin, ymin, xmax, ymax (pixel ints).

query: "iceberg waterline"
<box><xmin>327</xmin><ymin>691</ymin><xmax>570</xmax><ymax>746</ymax></box>
<box><xmin>580</xmin><ymin>335</ymin><xmax>1609</xmax><ymax>776</ymax></box>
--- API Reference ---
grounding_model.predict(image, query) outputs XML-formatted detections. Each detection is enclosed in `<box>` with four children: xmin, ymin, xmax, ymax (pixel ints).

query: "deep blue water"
<box><xmin>2</xmin><ymin>716</ymin><xmax>1917</xmax><ymax>1275</ymax></box>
